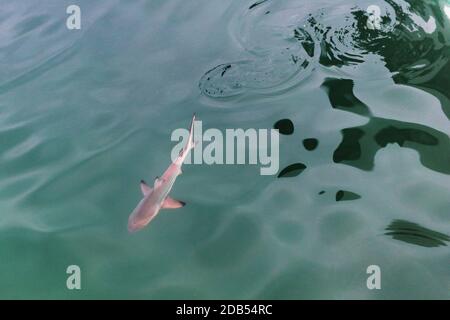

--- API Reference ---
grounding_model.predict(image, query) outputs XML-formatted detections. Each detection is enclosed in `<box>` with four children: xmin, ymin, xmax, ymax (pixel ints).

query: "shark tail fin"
<box><xmin>186</xmin><ymin>113</ymin><xmax>196</xmax><ymax>151</ymax></box>
<box><xmin>175</xmin><ymin>114</ymin><xmax>197</xmax><ymax>165</ymax></box>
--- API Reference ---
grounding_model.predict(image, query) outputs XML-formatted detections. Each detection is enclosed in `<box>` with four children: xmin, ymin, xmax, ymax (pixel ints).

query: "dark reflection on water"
<box><xmin>195</xmin><ymin>0</ymin><xmax>450</xmax><ymax>298</ymax></box>
<box><xmin>379</xmin><ymin>0</ymin><xmax>450</xmax><ymax>86</ymax></box>
<box><xmin>375</xmin><ymin>126</ymin><xmax>438</xmax><ymax>147</ymax></box>
<box><xmin>274</xmin><ymin>119</ymin><xmax>294</xmax><ymax>135</ymax></box>
<box><xmin>303</xmin><ymin>138</ymin><xmax>318</xmax><ymax>151</ymax></box>
<box><xmin>321</xmin><ymin>78</ymin><xmax>371</xmax><ymax>116</ymax></box>
<box><xmin>273</xmin><ymin>74</ymin><xmax>450</xmax><ymax>179</ymax></box>
<box><xmin>385</xmin><ymin>220</ymin><xmax>450</xmax><ymax>247</ymax></box>
<box><xmin>307</xmin><ymin>0</ymin><xmax>449</xmax><ymax>82</ymax></box>
<box><xmin>248</xmin><ymin>0</ymin><xmax>268</xmax><ymax>10</ymax></box>
<box><xmin>200</xmin><ymin>0</ymin><xmax>449</xmax><ymax>98</ymax></box>
<box><xmin>336</xmin><ymin>190</ymin><xmax>361</xmax><ymax>202</ymax></box>
<box><xmin>413</xmin><ymin>63</ymin><xmax>450</xmax><ymax>119</ymax></box>
<box><xmin>324</xmin><ymin>78</ymin><xmax>450</xmax><ymax>175</ymax></box>
<box><xmin>278</xmin><ymin>163</ymin><xmax>307</xmax><ymax>178</ymax></box>
<box><xmin>333</xmin><ymin>115</ymin><xmax>450</xmax><ymax>174</ymax></box>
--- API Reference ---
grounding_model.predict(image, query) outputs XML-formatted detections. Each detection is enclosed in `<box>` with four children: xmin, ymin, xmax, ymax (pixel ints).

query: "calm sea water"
<box><xmin>0</xmin><ymin>0</ymin><xmax>449</xmax><ymax>299</ymax></box>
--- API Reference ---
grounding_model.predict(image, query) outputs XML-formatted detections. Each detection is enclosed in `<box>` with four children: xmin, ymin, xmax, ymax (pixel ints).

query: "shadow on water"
<box><xmin>385</xmin><ymin>219</ymin><xmax>450</xmax><ymax>247</ymax></box>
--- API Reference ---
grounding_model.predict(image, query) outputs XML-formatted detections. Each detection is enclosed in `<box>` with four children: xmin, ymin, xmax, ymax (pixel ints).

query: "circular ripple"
<box><xmin>199</xmin><ymin>1</ymin><xmax>320</xmax><ymax>98</ymax></box>
<box><xmin>200</xmin><ymin>0</ymin><xmax>450</xmax><ymax>98</ymax></box>
<box><xmin>302</xmin><ymin>1</ymin><xmax>398</xmax><ymax>78</ymax></box>
<box><xmin>305</xmin><ymin>0</ymin><xmax>449</xmax><ymax>81</ymax></box>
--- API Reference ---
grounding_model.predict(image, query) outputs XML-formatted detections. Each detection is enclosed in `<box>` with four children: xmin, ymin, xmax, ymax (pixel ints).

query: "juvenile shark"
<box><xmin>128</xmin><ymin>115</ymin><xmax>196</xmax><ymax>232</ymax></box>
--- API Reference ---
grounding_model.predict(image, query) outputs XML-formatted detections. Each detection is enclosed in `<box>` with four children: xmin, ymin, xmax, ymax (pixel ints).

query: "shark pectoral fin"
<box><xmin>140</xmin><ymin>180</ymin><xmax>153</xmax><ymax>196</ymax></box>
<box><xmin>162</xmin><ymin>196</ymin><xmax>186</xmax><ymax>209</ymax></box>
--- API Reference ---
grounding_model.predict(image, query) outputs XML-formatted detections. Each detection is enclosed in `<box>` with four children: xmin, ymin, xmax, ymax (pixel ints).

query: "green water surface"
<box><xmin>0</xmin><ymin>0</ymin><xmax>449</xmax><ymax>299</ymax></box>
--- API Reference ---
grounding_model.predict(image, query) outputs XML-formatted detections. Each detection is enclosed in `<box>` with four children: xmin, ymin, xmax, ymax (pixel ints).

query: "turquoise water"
<box><xmin>0</xmin><ymin>0</ymin><xmax>449</xmax><ymax>299</ymax></box>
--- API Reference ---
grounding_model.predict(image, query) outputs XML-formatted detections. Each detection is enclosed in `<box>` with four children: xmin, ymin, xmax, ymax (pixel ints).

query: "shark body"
<box><xmin>128</xmin><ymin>115</ymin><xmax>196</xmax><ymax>232</ymax></box>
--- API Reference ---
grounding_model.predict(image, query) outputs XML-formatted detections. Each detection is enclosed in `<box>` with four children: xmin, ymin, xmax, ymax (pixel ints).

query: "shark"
<box><xmin>128</xmin><ymin>114</ymin><xmax>196</xmax><ymax>232</ymax></box>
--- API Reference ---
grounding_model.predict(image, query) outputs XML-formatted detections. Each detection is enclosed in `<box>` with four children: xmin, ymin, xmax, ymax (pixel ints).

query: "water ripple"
<box><xmin>199</xmin><ymin>0</ymin><xmax>450</xmax><ymax>98</ymax></box>
<box><xmin>199</xmin><ymin>0</ymin><xmax>319</xmax><ymax>98</ymax></box>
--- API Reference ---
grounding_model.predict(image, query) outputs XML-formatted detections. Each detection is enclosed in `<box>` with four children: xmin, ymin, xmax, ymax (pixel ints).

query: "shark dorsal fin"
<box><xmin>154</xmin><ymin>177</ymin><xmax>163</xmax><ymax>188</ymax></box>
<box><xmin>140</xmin><ymin>180</ymin><xmax>153</xmax><ymax>196</ymax></box>
<box><xmin>162</xmin><ymin>196</ymin><xmax>186</xmax><ymax>209</ymax></box>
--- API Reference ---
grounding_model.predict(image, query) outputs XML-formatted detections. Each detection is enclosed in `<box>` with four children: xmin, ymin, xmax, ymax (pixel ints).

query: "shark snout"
<box><xmin>128</xmin><ymin>223</ymin><xmax>140</xmax><ymax>233</ymax></box>
<box><xmin>128</xmin><ymin>217</ymin><xmax>146</xmax><ymax>233</ymax></box>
